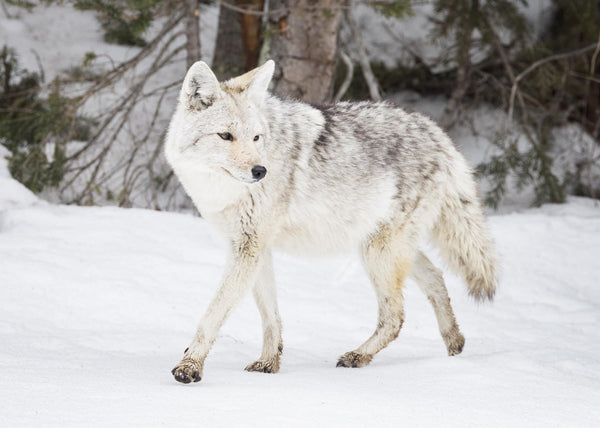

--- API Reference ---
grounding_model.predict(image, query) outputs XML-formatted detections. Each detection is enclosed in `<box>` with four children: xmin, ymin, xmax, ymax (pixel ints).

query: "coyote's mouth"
<box><xmin>220</xmin><ymin>167</ymin><xmax>234</xmax><ymax>179</ymax></box>
<box><xmin>220</xmin><ymin>167</ymin><xmax>257</xmax><ymax>184</ymax></box>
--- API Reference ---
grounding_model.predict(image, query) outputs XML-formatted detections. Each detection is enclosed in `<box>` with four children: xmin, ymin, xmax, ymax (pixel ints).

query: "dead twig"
<box><xmin>343</xmin><ymin>6</ymin><xmax>382</xmax><ymax>101</ymax></box>
<box><xmin>508</xmin><ymin>42</ymin><xmax>599</xmax><ymax>122</ymax></box>
<box><xmin>334</xmin><ymin>50</ymin><xmax>354</xmax><ymax>102</ymax></box>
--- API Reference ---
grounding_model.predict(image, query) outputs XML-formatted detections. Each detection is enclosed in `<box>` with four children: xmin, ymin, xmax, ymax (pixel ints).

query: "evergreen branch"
<box><xmin>220</xmin><ymin>0</ymin><xmax>424</xmax><ymax>17</ymax></box>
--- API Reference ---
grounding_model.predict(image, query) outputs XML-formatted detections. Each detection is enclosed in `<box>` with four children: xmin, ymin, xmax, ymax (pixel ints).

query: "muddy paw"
<box><xmin>245</xmin><ymin>356</ymin><xmax>280</xmax><ymax>374</ymax></box>
<box><xmin>171</xmin><ymin>359</ymin><xmax>203</xmax><ymax>384</ymax></box>
<box><xmin>336</xmin><ymin>351</ymin><xmax>373</xmax><ymax>368</ymax></box>
<box><xmin>444</xmin><ymin>331</ymin><xmax>466</xmax><ymax>356</ymax></box>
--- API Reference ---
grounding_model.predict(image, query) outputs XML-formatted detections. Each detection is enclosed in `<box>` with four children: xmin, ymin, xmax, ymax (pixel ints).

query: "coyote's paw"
<box><xmin>171</xmin><ymin>358</ymin><xmax>203</xmax><ymax>384</ymax></box>
<box><xmin>444</xmin><ymin>331</ymin><xmax>465</xmax><ymax>356</ymax></box>
<box><xmin>245</xmin><ymin>355</ymin><xmax>280</xmax><ymax>374</ymax></box>
<box><xmin>336</xmin><ymin>351</ymin><xmax>373</xmax><ymax>368</ymax></box>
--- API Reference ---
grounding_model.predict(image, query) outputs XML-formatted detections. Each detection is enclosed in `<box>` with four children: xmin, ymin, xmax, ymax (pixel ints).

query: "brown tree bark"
<box><xmin>238</xmin><ymin>0</ymin><xmax>264</xmax><ymax>71</ymax></box>
<box><xmin>268</xmin><ymin>0</ymin><xmax>343</xmax><ymax>104</ymax></box>
<box><xmin>184</xmin><ymin>0</ymin><xmax>201</xmax><ymax>69</ymax></box>
<box><xmin>212</xmin><ymin>2</ymin><xmax>245</xmax><ymax>79</ymax></box>
<box><xmin>213</xmin><ymin>1</ymin><xmax>264</xmax><ymax>80</ymax></box>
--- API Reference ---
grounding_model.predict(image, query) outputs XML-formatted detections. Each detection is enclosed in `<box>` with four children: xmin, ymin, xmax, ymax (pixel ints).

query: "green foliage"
<box><xmin>0</xmin><ymin>45</ymin><xmax>92</xmax><ymax>193</ymax></box>
<box><xmin>547</xmin><ymin>0</ymin><xmax>599</xmax><ymax>50</ymax></box>
<box><xmin>476</xmin><ymin>133</ymin><xmax>516</xmax><ymax>209</ymax></box>
<box><xmin>63</xmin><ymin>51</ymin><xmax>103</xmax><ymax>82</ymax></box>
<box><xmin>4</xmin><ymin>0</ymin><xmax>37</xmax><ymax>10</ymax></box>
<box><xmin>542</xmin><ymin>1</ymin><xmax>600</xmax><ymax>134</ymax></box>
<box><xmin>514</xmin><ymin>45</ymin><xmax>559</xmax><ymax>99</ymax></box>
<box><xmin>74</xmin><ymin>0</ymin><xmax>163</xmax><ymax>46</ymax></box>
<box><xmin>477</xmin><ymin>129</ymin><xmax>566</xmax><ymax>208</ymax></box>
<box><xmin>371</xmin><ymin>0</ymin><xmax>413</xmax><ymax>19</ymax></box>
<box><xmin>477</xmin><ymin>0</ymin><xmax>600</xmax><ymax>206</ymax></box>
<box><xmin>83</xmin><ymin>51</ymin><xmax>98</xmax><ymax>66</ymax></box>
<box><xmin>432</xmin><ymin>0</ymin><xmax>530</xmax><ymax>61</ymax></box>
<box><xmin>5</xmin><ymin>0</ymin><xmax>163</xmax><ymax>46</ymax></box>
<box><xmin>427</xmin><ymin>0</ymin><xmax>596</xmax><ymax>207</ymax></box>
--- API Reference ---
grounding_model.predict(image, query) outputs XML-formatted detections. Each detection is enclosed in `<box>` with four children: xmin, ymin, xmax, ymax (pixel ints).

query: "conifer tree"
<box><xmin>0</xmin><ymin>45</ymin><xmax>92</xmax><ymax>193</ymax></box>
<box><xmin>432</xmin><ymin>0</ymin><xmax>529</xmax><ymax>127</ymax></box>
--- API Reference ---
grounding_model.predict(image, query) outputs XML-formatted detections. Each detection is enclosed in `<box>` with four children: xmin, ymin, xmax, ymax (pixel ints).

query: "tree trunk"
<box><xmin>212</xmin><ymin>1</ymin><xmax>264</xmax><ymax>80</ymax></box>
<box><xmin>268</xmin><ymin>0</ymin><xmax>342</xmax><ymax>104</ymax></box>
<box><xmin>212</xmin><ymin>2</ymin><xmax>245</xmax><ymax>79</ymax></box>
<box><xmin>238</xmin><ymin>0</ymin><xmax>264</xmax><ymax>71</ymax></box>
<box><xmin>184</xmin><ymin>0</ymin><xmax>201</xmax><ymax>69</ymax></box>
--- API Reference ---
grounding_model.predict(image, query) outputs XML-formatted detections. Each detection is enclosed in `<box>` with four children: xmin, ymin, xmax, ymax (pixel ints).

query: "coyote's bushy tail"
<box><xmin>432</xmin><ymin>181</ymin><xmax>498</xmax><ymax>301</ymax></box>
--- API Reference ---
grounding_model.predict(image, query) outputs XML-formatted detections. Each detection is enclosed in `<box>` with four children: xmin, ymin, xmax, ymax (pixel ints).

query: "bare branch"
<box><xmin>508</xmin><ymin>42</ymin><xmax>599</xmax><ymax>122</ymax></box>
<box><xmin>334</xmin><ymin>50</ymin><xmax>354</xmax><ymax>103</ymax></box>
<box><xmin>343</xmin><ymin>7</ymin><xmax>382</xmax><ymax>101</ymax></box>
<box><xmin>590</xmin><ymin>32</ymin><xmax>600</xmax><ymax>76</ymax></box>
<box><xmin>70</xmin><ymin>12</ymin><xmax>185</xmax><ymax>111</ymax></box>
<box><xmin>221</xmin><ymin>0</ymin><xmax>429</xmax><ymax>17</ymax></box>
<box><xmin>569</xmin><ymin>71</ymin><xmax>600</xmax><ymax>85</ymax></box>
<box><xmin>0</xmin><ymin>0</ymin><xmax>11</xmax><ymax>19</ymax></box>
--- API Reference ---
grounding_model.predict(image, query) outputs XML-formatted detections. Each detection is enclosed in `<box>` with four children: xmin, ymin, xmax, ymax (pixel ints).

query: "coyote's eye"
<box><xmin>218</xmin><ymin>132</ymin><xmax>234</xmax><ymax>141</ymax></box>
<box><xmin>253</xmin><ymin>135</ymin><xmax>260</xmax><ymax>142</ymax></box>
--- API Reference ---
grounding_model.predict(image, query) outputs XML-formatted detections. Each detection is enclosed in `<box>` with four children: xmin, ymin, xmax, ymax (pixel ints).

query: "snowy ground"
<box><xmin>2</xmin><ymin>3</ymin><xmax>600</xmax><ymax>426</ymax></box>
<box><xmin>1</xmin><ymin>149</ymin><xmax>600</xmax><ymax>427</ymax></box>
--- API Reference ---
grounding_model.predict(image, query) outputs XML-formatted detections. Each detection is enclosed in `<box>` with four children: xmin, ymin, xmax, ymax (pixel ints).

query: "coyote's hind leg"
<box><xmin>337</xmin><ymin>224</ymin><xmax>412</xmax><ymax>368</ymax></box>
<box><xmin>409</xmin><ymin>251</ymin><xmax>465</xmax><ymax>355</ymax></box>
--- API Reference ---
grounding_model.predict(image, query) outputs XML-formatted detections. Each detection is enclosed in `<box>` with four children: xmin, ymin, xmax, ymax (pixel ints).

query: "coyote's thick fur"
<box><xmin>164</xmin><ymin>60</ymin><xmax>498</xmax><ymax>384</ymax></box>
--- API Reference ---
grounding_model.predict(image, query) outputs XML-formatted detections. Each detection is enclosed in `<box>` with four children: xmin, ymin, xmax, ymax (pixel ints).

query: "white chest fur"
<box><xmin>172</xmin><ymin>160</ymin><xmax>246</xmax><ymax>214</ymax></box>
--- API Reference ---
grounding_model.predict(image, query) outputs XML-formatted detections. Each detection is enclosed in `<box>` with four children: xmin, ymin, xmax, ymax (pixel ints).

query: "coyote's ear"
<box><xmin>225</xmin><ymin>60</ymin><xmax>274</xmax><ymax>105</ymax></box>
<box><xmin>247</xmin><ymin>60</ymin><xmax>274</xmax><ymax>105</ymax></box>
<box><xmin>181</xmin><ymin>61</ymin><xmax>221</xmax><ymax>110</ymax></box>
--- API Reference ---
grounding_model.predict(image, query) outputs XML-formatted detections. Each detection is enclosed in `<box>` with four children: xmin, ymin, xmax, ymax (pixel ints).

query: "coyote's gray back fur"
<box><xmin>164</xmin><ymin>60</ymin><xmax>497</xmax><ymax>384</ymax></box>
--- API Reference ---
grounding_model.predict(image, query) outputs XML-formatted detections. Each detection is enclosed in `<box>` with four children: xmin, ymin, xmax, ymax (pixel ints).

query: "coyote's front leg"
<box><xmin>245</xmin><ymin>251</ymin><xmax>283</xmax><ymax>373</ymax></box>
<box><xmin>172</xmin><ymin>237</ymin><xmax>264</xmax><ymax>384</ymax></box>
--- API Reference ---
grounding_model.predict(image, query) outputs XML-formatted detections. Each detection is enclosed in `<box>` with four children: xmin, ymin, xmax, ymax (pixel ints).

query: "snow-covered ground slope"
<box><xmin>1</xmin><ymin>154</ymin><xmax>600</xmax><ymax>427</ymax></box>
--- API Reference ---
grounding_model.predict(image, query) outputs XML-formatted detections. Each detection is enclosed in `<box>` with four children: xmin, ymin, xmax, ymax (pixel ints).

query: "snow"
<box><xmin>351</xmin><ymin>0</ymin><xmax>554</xmax><ymax>70</ymax></box>
<box><xmin>0</xmin><ymin>4</ymin><xmax>218</xmax><ymax>82</ymax></box>
<box><xmin>1</xmin><ymin>150</ymin><xmax>600</xmax><ymax>426</ymax></box>
<box><xmin>1</xmin><ymin>5</ymin><xmax>600</xmax><ymax>424</ymax></box>
<box><xmin>0</xmin><ymin>146</ymin><xmax>40</xmax><ymax>209</ymax></box>
<box><xmin>1</xmin><ymin>3</ymin><xmax>219</xmax><ymax>210</ymax></box>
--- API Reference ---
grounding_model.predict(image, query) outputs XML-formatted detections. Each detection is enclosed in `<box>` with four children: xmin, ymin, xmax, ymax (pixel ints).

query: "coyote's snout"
<box><xmin>251</xmin><ymin>165</ymin><xmax>267</xmax><ymax>181</ymax></box>
<box><xmin>164</xmin><ymin>60</ymin><xmax>498</xmax><ymax>384</ymax></box>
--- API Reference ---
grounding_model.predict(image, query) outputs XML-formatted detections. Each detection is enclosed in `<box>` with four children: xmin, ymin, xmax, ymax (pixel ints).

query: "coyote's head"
<box><xmin>165</xmin><ymin>61</ymin><xmax>274</xmax><ymax>184</ymax></box>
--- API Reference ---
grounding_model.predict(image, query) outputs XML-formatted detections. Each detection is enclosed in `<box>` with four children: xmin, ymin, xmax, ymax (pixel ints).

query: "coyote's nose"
<box><xmin>251</xmin><ymin>165</ymin><xmax>267</xmax><ymax>181</ymax></box>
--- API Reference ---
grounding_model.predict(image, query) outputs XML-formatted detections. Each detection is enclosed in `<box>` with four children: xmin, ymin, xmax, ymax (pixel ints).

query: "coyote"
<box><xmin>164</xmin><ymin>60</ymin><xmax>497</xmax><ymax>384</ymax></box>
